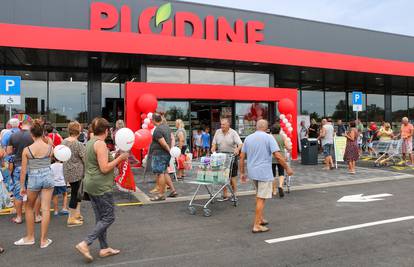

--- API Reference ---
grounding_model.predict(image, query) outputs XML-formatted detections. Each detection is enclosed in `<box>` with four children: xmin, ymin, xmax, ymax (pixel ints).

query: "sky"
<box><xmin>180</xmin><ymin>0</ymin><xmax>414</xmax><ymax>37</ymax></box>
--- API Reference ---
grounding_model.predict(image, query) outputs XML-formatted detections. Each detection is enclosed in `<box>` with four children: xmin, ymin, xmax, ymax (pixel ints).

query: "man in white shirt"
<box><xmin>318</xmin><ymin>118</ymin><xmax>334</xmax><ymax>170</ymax></box>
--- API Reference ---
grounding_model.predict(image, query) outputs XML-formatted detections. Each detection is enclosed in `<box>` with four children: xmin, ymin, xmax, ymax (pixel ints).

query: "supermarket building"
<box><xmin>1</xmin><ymin>0</ymin><xmax>414</xmax><ymax>145</ymax></box>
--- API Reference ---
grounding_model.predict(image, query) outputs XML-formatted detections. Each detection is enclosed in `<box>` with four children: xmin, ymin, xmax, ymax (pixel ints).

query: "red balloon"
<box><xmin>278</xmin><ymin>98</ymin><xmax>295</xmax><ymax>115</ymax></box>
<box><xmin>282</xmin><ymin>126</ymin><xmax>288</xmax><ymax>132</ymax></box>
<box><xmin>286</xmin><ymin>114</ymin><xmax>293</xmax><ymax>122</ymax></box>
<box><xmin>134</xmin><ymin>129</ymin><xmax>152</xmax><ymax>149</ymax></box>
<box><xmin>148</xmin><ymin>122</ymin><xmax>154</xmax><ymax>130</ymax></box>
<box><xmin>131</xmin><ymin>145</ymin><xmax>140</xmax><ymax>160</ymax></box>
<box><xmin>140</xmin><ymin>113</ymin><xmax>147</xmax><ymax>120</ymax></box>
<box><xmin>136</xmin><ymin>94</ymin><xmax>158</xmax><ymax>113</ymax></box>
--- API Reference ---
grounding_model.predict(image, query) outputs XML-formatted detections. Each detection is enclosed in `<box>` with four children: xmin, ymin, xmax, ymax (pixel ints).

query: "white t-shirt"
<box><xmin>322</xmin><ymin>123</ymin><xmax>334</xmax><ymax>146</ymax></box>
<box><xmin>51</xmin><ymin>162</ymin><xmax>66</xmax><ymax>187</ymax></box>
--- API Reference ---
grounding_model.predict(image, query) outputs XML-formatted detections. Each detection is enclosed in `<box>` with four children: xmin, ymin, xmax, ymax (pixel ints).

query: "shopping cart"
<box><xmin>185</xmin><ymin>153</ymin><xmax>237</xmax><ymax>217</ymax></box>
<box><xmin>374</xmin><ymin>139</ymin><xmax>403</xmax><ymax>167</ymax></box>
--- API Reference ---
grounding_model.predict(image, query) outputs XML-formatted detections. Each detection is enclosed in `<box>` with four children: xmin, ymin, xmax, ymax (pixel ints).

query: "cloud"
<box><xmin>180</xmin><ymin>0</ymin><xmax>414</xmax><ymax>36</ymax></box>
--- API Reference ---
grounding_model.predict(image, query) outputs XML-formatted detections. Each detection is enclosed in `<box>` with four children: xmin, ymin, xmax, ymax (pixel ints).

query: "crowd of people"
<box><xmin>298</xmin><ymin>116</ymin><xmax>414</xmax><ymax>173</ymax></box>
<box><xmin>0</xmin><ymin>117</ymin><xmax>127</xmax><ymax>262</ymax></box>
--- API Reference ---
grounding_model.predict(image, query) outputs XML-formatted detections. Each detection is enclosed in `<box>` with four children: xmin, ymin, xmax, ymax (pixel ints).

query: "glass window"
<box><xmin>367</xmin><ymin>94</ymin><xmax>385</xmax><ymax>123</ymax></box>
<box><xmin>235</xmin><ymin>72</ymin><xmax>269</xmax><ymax>87</ymax></box>
<box><xmin>190</xmin><ymin>68</ymin><xmax>233</xmax><ymax>85</ymax></box>
<box><xmin>409</xmin><ymin>96</ymin><xmax>414</xmax><ymax>118</ymax></box>
<box><xmin>276</xmin><ymin>65</ymin><xmax>299</xmax><ymax>81</ymax></box>
<box><xmin>325</xmin><ymin>70</ymin><xmax>345</xmax><ymax>84</ymax></box>
<box><xmin>6</xmin><ymin>71</ymin><xmax>47</xmax><ymax>123</ymax></box>
<box><xmin>325</xmin><ymin>89</ymin><xmax>346</xmax><ymax>121</ymax></box>
<box><xmin>348</xmin><ymin>72</ymin><xmax>365</xmax><ymax>86</ymax></box>
<box><xmin>147</xmin><ymin>66</ymin><xmax>188</xmax><ymax>84</ymax></box>
<box><xmin>102</xmin><ymin>73</ymin><xmax>120</xmax><ymax>108</ymax></box>
<box><xmin>235</xmin><ymin>102</ymin><xmax>269</xmax><ymax>138</ymax></box>
<box><xmin>392</xmin><ymin>95</ymin><xmax>408</xmax><ymax>123</ymax></box>
<box><xmin>49</xmin><ymin>72</ymin><xmax>88</xmax><ymax>128</ymax></box>
<box><xmin>301</xmin><ymin>84</ymin><xmax>324</xmax><ymax>120</ymax></box>
<box><xmin>156</xmin><ymin>101</ymin><xmax>190</xmax><ymax>142</ymax></box>
<box><xmin>301</xmin><ymin>68</ymin><xmax>323</xmax><ymax>83</ymax></box>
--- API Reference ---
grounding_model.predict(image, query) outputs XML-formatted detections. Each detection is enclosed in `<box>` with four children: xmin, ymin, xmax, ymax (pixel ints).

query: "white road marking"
<box><xmin>265</xmin><ymin>216</ymin><xmax>414</xmax><ymax>244</ymax></box>
<box><xmin>337</xmin><ymin>193</ymin><xmax>393</xmax><ymax>202</ymax></box>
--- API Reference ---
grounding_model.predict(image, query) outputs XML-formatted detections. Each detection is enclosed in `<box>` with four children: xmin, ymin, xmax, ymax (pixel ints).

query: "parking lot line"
<box><xmin>265</xmin><ymin>216</ymin><xmax>414</xmax><ymax>244</ymax></box>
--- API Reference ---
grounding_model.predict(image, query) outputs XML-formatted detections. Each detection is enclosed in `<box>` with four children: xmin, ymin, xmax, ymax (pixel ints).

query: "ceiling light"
<box><xmin>110</xmin><ymin>76</ymin><xmax>118</xmax><ymax>82</ymax></box>
<box><xmin>131</xmin><ymin>77</ymin><xmax>136</xmax><ymax>82</ymax></box>
<box><xmin>253</xmin><ymin>63</ymin><xmax>260</xmax><ymax>66</ymax></box>
<box><xmin>24</xmin><ymin>73</ymin><xmax>30</xmax><ymax>76</ymax></box>
<box><xmin>70</xmin><ymin>77</ymin><xmax>73</xmax><ymax>82</ymax></box>
<box><xmin>178</xmin><ymin>57</ymin><xmax>187</xmax><ymax>60</ymax></box>
<box><xmin>90</xmin><ymin>56</ymin><xmax>98</xmax><ymax>60</ymax></box>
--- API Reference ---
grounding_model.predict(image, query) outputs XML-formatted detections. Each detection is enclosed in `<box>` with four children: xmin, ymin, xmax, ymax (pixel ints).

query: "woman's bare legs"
<box><xmin>39</xmin><ymin>188</ymin><xmax>53</xmax><ymax>246</ymax></box>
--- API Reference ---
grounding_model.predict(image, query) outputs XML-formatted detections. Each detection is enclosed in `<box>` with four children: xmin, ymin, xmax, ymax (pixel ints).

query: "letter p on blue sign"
<box><xmin>352</xmin><ymin>92</ymin><xmax>362</xmax><ymax>105</ymax></box>
<box><xmin>0</xmin><ymin>76</ymin><xmax>21</xmax><ymax>95</ymax></box>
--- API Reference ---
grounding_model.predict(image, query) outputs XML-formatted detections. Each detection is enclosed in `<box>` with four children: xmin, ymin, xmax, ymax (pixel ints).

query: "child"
<box><xmin>193</xmin><ymin>128</ymin><xmax>203</xmax><ymax>158</ymax></box>
<box><xmin>201</xmin><ymin>127</ymin><xmax>211</xmax><ymax>156</ymax></box>
<box><xmin>51</xmin><ymin>158</ymin><xmax>69</xmax><ymax>216</ymax></box>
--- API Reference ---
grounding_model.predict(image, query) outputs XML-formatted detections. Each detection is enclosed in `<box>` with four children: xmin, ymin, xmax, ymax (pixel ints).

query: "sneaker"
<box><xmin>54</xmin><ymin>211</ymin><xmax>59</xmax><ymax>216</ymax></box>
<box><xmin>278</xmin><ymin>187</ymin><xmax>285</xmax><ymax>198</ymax></box>
<box><xmin>217</xmin><ymin>196</ymin><xmax>230</xmax><ymax>202</ymax></box>
<box><xmin>67</xmin><ymin>217</ymin><xmax>83</xmax><ymax>228</ymax></box>
<box><xmin>59</xmin><ymin>209</ymin><xmax>69</xmax><ymax>216</ymax></box>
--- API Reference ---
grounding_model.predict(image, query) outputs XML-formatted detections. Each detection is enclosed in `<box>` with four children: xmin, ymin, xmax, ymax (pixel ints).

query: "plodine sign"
<box><xmin>90</xmin><ymin>2</ymin><xmax>265</xmax><ymax>44</ymax></box>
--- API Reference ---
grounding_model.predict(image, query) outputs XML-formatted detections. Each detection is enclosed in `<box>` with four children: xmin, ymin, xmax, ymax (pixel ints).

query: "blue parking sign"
<box><xmin>352</xmin><ymin>91</ymin><xmax>362</xmax><ymax>105</ymax></box>
<box><xmin>0</xmin><ymin>76</ymin><xmax>21</xmax><ymax>95</ymax></box>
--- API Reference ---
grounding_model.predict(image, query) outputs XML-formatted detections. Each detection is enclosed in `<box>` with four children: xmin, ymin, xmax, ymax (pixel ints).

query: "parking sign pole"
<box><xmin>9</xmin><ymin>105</ymin><xmax>11</xmax><ymax>120</ymax></box>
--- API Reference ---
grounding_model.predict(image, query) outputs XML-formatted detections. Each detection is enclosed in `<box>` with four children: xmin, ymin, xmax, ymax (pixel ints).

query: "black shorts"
<box><xmin>272</xmin><ymin>163</ymin><xmax>285</xmax><ymax>177</ymax></box>
<box><xmin>229</xmin><ymin>156</ymin><xmax>239</xmax><ymax>178</ymax></box>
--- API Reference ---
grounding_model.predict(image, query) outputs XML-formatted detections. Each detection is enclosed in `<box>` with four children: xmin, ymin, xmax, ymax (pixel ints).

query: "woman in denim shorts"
<box><xmin>14</xmin><ymin>120</ymin><xmax>55</xmax><ymax>249</ymax></box>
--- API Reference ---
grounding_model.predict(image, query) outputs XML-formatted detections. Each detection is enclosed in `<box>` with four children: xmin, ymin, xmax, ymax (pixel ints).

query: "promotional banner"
<box><xmin>334</xmin><ymin>136</ymin><xmax>347</xmax><ymax>168</ymax></box>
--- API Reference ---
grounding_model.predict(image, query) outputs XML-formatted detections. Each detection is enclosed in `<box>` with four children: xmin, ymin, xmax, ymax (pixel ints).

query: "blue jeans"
<box><xmin>11</xmin><ymin>166</ymin><xmax>23</xmax><ymax>201</ymax></box>
<box><xmin>85</xmin><ymin>192</ymin><xmax>115</xmax><ymax>249</ymax></box>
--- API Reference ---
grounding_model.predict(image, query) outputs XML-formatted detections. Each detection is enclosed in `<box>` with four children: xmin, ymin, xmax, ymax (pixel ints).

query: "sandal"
<box><xmin>14</xmin><ymin>238</ymin><xmax>35</xmax><ymax>246</ymax></box>
<box><xmin>11</xmin><ymin>217</ymin><xmax>22</xmax><ymax>224</ymax></box>
<box><xmin>0</xmin><ymin>247</ymin><xmax>4</xmax><ymax>254</ymax></box>
<box><xmin>99</xmin><ymin>248</ymin><xmax>120</xmax><ymax>258</ymax></box>
<box><xmin>150</xmin><ymin>195</ymin><xmax>166</xmax><ymax>202</ymax></box>
<box><xmin>75</xmin><ymin>244</ymin><xmax>94</xmax><ymax>263</ymax></box>
<box><xmin>252</xmin><ymin>226</ymin><xmax>270</xmax><ymax>234</ymax></box>
<box><xmin>40</xmin><ymin>239</ymin><xmax>53</xmax><ymax>249</ymax></box>
<box><xmin>35</xmin><ymin>216</ymin><xmax>42</xmax><ymax>224</ymax></box>
<box><xmin>168</xmin><ymin>191</ymin><xmax>178</xmax><ymax>198</ymax></box>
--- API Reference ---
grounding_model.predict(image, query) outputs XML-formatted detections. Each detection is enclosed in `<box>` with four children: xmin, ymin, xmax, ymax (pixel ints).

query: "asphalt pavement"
<box><xmin>1</xmin><ymin>177</ymin><xmax>414</xmax><ymax>267</ymax></box>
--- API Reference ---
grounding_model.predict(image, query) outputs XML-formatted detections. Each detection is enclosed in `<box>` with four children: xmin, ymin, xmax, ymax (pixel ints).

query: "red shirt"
<box><xmin>48</xmin><ymin>132</ymin><xmax>63</xmax><ymax>147</ymax></box>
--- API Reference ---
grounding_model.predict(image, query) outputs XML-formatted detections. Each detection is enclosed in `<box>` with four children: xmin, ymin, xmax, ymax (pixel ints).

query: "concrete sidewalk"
<box><xmin>132</xmin><ymin>159</ymin><xmax>413</xmax><ymax>204</ymax></box>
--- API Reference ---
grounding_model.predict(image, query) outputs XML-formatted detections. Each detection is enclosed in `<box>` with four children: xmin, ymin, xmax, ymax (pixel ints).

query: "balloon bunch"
<box><xmin>278</xmin><ymin>98</ymin><xmax>295</xmax><ymax>148</ymax></box>
<box><xmin>131</xmin><ymin>94</ymin><xmax>159</xmax><ymax>161</ymax></box>
<box><xmin>279</xmin><ymin>114</ymin><xmax>293</xmax><ymax>147</ymax></box>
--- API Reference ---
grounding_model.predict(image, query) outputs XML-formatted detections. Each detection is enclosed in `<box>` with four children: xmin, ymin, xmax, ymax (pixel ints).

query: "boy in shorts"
<box><xmin>51</xmin><ymin>158</ymin><xmax>69</xmax><ymax>216</ymax></box>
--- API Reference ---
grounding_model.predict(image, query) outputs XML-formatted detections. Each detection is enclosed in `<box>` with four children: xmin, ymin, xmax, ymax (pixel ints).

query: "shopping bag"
<box><xmin>177</xmin><ymin>154</ymin><xmax>186</xmax><ymax>170</ymax></box>
<box><xmin>115</xmin><ymin>160</ymin><xmax>136</xmax><ymax>192</ymax></box>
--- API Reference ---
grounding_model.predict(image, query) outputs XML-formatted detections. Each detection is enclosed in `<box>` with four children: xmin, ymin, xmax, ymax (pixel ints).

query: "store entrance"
<box><xmin>102</xmin><ymin>98</ymin><xmax>124</xmax><ymax>125</ymax></box>
<box><xmin>190</xmin><ymin>101</ymin><xmax>233</xmax><ymax>152</ymax></box>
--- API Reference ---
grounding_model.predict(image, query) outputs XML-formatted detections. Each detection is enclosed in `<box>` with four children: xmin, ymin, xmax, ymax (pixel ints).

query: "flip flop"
<box><xmin>40</xmin><ymin>239</ymin><xmax>53</xmax><ymax>249</ymax></box>
<box><xmin>0</xmin><ymin>247</ymin><xmax>4</xmax><ymax>254</ymax></box>
<box><xmin>252</xmin><ymin>226</ymin><xmax>270</xmax><ymax>234</ymax></box>
<box><xmin>75</xmin><ymin>244</ymin><xmax>94</xmax><ymax>263</ymax></box>
<box><xmin>14</xmin><ymin>238</ymin><xmax>35</xmax><ymax>246</ymax></box>
<box><xmin>260</xmin><ymin>220</ymin><xmax>269</xmax><ymax>226</ymax></box>
<box><xmin>11</xmin><ymin>217</ymin><xmax>23</xmax><ymax>224</ymax></box>
<box><xmin>99</xmin><ymin>248</ymin><xmax>120</xmax><ymax>258</ymax></box>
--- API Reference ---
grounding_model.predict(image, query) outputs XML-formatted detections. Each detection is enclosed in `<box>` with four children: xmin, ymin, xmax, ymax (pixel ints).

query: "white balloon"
<box><xmin>288</xmin><ymin>127</ymin><xmax>293</xmax><ymax>132</ymax></box>
<box><xmin>286</xmin><ymin>137</ymin><xmax>291</xmax><ymax>141</ymax></box>
<box><xmin>54</xmin><ymin>145</ymin><xmax>72</xmax><ymax>162</ymax></box>
<box><xmin>285</xmin><ymin>122</ymin><xmax>292</xmax><ymax>128</ymax></box>
<box><xmin>279</xmin><ymin>114</ymin><xmax>286</xmax><ymax>120</ymax></box>
<box><xmin>283</xmin><ymin>118</ymin><xmax>288</xmax><ymax>124</ymax></box>
<box><xmin>281</xmin><ymin>133</ymin><xmax>287</xmax><ymax>138</ymax></box>
<box><xmin>147</xmin><ymin>112</ymin><xmax>153</xmax><ymax>119</ymax></box>
<box><xmin>142</xmin><ymin>124</ymin><xmax>148</xmax><ymax>129</ymax></box>
<box><xmin>143</xmin><ymin>118</ymin><xmax>151</xmax><ymax>125</ymax></box>
<box><xmin>115</xmin><ymin>128</ymin><xmax>135</xmax><ymax>151</ymax></box>
<box><xmin>170</xmin><ymin>147</ymin><xmax>181</xmax><ymax>158</ymax></box>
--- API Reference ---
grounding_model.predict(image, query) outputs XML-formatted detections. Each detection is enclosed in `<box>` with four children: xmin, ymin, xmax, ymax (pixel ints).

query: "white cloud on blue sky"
<box><xmin>180</xmin><ymin>0</ymin><xmax>414</xmax><ymax>36</ymax></box>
